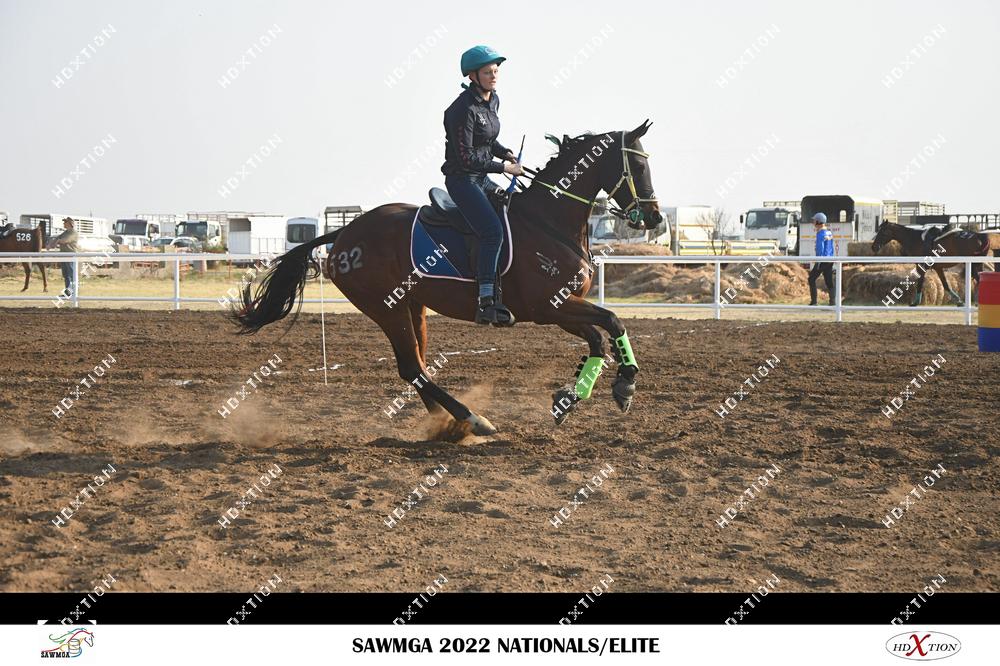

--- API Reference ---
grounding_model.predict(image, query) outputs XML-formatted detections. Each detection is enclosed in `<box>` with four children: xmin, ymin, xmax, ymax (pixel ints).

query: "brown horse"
<box><xmin>0</xmin><ymin>226</ymin><xmax>48</xmax><ymax>292</ymax></box>
<box><xmin>871</xmin><ymin>220</ymin><xmax>998</xmax><ymax>305</ymax></box>
<box><xmin>232</xmin><ymin>120</ymin><xmax>661</xmax><ymax>435</ymax></box>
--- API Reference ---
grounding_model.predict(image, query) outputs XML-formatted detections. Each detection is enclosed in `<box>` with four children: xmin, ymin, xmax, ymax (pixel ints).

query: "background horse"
<box><xmin>871</xmin><ymin>220</ymin><xmax>997</xmax><ymax>305</ymax></box>
<box><xmin>0</xmin><ymin>225</ymin><xmax>47</xmax><ymax>292</ymax></box>
<box><xmin>232</xmin><ymin>120</ymin><xmax>662</xmax><ymax>435</ymax></box>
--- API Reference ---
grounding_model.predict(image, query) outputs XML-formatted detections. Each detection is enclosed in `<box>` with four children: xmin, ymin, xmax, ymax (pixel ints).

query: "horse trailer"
<box><xmin>798</xmin><ymin>195</ymin><xmax>883</xmax><ymax>257</ymax></box>
<box><xmin>18</xmin><ymin>213</ymin><xmax>116</xmax><ymax>254</ymax></box>
<box><xmin>227</xmin><ymin>215</ymin><xmax>286</xmax><ymax>258</ymax></box>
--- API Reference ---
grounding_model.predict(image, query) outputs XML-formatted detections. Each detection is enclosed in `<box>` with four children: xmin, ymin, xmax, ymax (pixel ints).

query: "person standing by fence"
<box><xmin>47</xmin><ymin>217</ymin><xmax>79</xmax><ymax>297</ymax></box>
<box><xmin>808</xmin><ymin>212</ymin><xmax>835</xmax><ymax>306</ymax></box>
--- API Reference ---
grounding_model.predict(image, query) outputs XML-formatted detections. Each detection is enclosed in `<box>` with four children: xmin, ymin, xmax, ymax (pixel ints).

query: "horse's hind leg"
<box><xmin>375</xmin><ymin>310</ymin><xmax>496</xmax><ymax>436</ymax></box>
<box><xmin>39</xmin><ymin>263</ymin><xmax>48</xmax><ymax>292</ymax></box>
<box><xmin>935</xmin><ymin>266</ymin><xmax>962</xmax><ymax>305</ymax></box>
<box><xmin>910</xmin><ymin>265</ymin><xmax>926</xmax><ymax>306</ymax></box>
<box><xmin>550</xmin><ymin>323</ymin><xmax>608</xmax><ymax>425</ymax></box>
<box><xmin>408</xmin><ymin>301</ymin><xmax>444</xmax><ymax>415</ymax></box>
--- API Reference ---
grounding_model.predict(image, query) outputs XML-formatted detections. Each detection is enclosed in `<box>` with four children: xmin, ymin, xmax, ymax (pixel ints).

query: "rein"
<box><xmin>519</xmin><ymin>131</ymin><xmax>657</xmax><ymax>227</ymax></box>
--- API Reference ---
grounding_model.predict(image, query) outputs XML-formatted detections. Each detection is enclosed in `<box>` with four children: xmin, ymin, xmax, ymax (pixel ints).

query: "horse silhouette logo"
<box><xmin>40</xmin><ymin>628</ymin><xmax>94</xmax><ymax>658</ymax></box>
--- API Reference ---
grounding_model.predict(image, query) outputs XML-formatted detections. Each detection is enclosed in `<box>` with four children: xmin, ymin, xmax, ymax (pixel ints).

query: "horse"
<box><xmin>0</xmin><ymin>225</ymin><xmax>48</xmax><ymax>292</ymax></box>
<box><xmin>231</xmin><ymin>120</ymin><xmax>662</xmax><ymax>435</ymax></box>
<box><xmin>871</xmin><ymin>220</ymin><xmax>998</xmax><ymax>305</ymax></box>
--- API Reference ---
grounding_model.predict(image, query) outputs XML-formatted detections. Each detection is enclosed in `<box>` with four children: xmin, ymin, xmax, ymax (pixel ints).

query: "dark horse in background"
<box><xmin>231</xmin><ymin>120</ymin><xmax>662</xmax><ymax>435</ymax></box>
<box><xmin>871</xmin><ymin>220</ymin><xmax>999</xmax><ymax>305</ymax></box>
<box><xmin>0</xmin><ymin>224</ymin><xmax>48</xmax><ymax>292</ymax></box>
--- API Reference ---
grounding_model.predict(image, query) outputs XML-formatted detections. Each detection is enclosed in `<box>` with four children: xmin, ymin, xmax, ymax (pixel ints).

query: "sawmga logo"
<box><xmin>40</xmin><ymin>627</ymin><xmax>95</xmax><ymax>658</ymax></box>
<box><xmin>886</xmin><ymin>632</ymin><xmax>961</xmax><ymax>661</ymax></box>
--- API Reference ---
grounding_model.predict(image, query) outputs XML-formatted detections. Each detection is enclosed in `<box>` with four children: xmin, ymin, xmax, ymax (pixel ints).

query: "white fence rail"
<box><xmin>593</xmin><ymin>254</ymin><xmax>993</xmax><ymax>325</ymax></box>
<box><xmin>0</xmin><ymin>252</ymin><xmax>349</xmax><ymax>309</ymax></box>
<box><xmin>0</xmin><ymin>252</ymin><xmax>994</xmax><ymax>324</ymax></box>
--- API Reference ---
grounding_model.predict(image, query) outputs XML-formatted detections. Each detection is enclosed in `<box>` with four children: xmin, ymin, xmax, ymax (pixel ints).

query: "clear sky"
<box><xmin>1</xmin><ymin>0</ymin><xmax>997</xmax><ymax>225</ymax></box>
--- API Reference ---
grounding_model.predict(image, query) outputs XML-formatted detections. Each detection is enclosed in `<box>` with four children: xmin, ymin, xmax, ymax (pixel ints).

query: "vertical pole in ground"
<box><xmin>598</xmin><ymin>260</ymin><xmax>605</xmax><ymax>306</ymax></box>
<box><xmin>964</xmin><ymin>260</ymin><xmax>973</xmax><ymax>326</ymax></box>
<box><xmin>713</xmin><ymin>260</ymin><xmax>721</xmax><ymax>320</ymax></box>
<box><xmin>317</xmin><ymin>249</ymin><xmax>329</xmax><ymax>386</ymax></box>
<box><xmin>72</xmin><ymin>256</ymin><xmax>80</xmax><ymax>308</ymax></box>
<box><xmin>173</xmin><ymin>256</ymin><xmax>181</xmax><ymax>310</ymax></box>
<box><xmin>835</xmin><ymin>260</ymin><xmax>843</xmax><ymax>323</ymax></box>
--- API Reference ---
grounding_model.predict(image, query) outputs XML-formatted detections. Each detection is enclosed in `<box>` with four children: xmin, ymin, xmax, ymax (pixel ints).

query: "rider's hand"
<box><xmin>503</xmin><ymin>161</ymin><xmax>524</xmax><ymax>176</ymax></box>
<box><xmin>503</xmin><ymin>150</ymin><xmax>516</xmax><ymax>162</ymax></box>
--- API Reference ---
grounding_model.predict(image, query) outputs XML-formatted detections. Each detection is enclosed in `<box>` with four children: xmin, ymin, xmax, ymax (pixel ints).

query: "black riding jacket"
<box><xmin>441</xmin><ymin>87</ymin><xmax>510</xmax><ymax>177</ymax></box>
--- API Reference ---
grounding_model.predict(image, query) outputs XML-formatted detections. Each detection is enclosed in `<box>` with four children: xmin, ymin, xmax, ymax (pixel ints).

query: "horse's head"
<box><xmin>601</xmin><ymin>119</ymin><xmax>661</xmax><ymax>230</ymax></box>
<box><xmin>871</xmin><ymin>219</ymin><xmax>892</xmax><ymax>253</ymax></box>
<box><xmin>536</xmin><ymin>120</ymin><xmax>661</xmax><ymax>231</ymax></box>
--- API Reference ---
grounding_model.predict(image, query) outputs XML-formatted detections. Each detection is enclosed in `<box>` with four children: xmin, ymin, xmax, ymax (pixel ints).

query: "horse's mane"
<box><xmin>536</xmin><ymin>131</ymin><xmax>606</xmax><ymax>176</ymax></box>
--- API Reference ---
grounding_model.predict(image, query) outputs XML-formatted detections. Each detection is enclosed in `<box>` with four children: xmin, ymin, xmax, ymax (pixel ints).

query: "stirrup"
<box><xmin>475</xmin><ymin>296</ymin><xmax>515</xmax><ymax>327</ymax></box>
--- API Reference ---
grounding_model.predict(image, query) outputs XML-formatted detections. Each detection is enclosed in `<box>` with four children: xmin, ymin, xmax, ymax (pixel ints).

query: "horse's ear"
<box><xmin>544</xmin><ymin>133</ymin><xmax>561</xmax><ymax>149</ymax></box>
<box><xmin>626</xmin><ymin>119</ymin><xmax>652</xmax><ymax>145</ymax></box>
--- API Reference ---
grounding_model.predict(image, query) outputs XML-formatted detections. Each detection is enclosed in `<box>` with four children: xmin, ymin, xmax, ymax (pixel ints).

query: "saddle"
<box><xmin>411</xmin><ymin>187</ymin><xmax>513</xmax><ymax>281</ymax></box>
<box><xmin>417</xmin><ymin>187</ymin><xmax>508</xmax><ymax>232</ymax></box>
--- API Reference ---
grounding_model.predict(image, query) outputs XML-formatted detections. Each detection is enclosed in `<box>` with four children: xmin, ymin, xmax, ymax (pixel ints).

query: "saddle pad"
<box><xmin>409</xmin><ymin>206</ymin><xmax>513</xmax><ymax>282</ymax></box>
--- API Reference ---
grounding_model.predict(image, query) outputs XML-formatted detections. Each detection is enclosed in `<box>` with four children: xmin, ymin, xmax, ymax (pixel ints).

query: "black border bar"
<box><xmin>4</xmin><ymin>593</ymin><xmax>994</xmax><ymax>624</ymax></box>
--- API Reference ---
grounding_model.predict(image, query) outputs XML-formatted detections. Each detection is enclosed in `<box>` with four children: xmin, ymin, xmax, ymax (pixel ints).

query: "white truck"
<box><xmin>227</xmin><ymin>215</ymin><xmax>286</xmax><ymax>259</ymax></box>
<box><xmin>112</xmin><ymin>218</ymin><xmax>161</xmax><ymax>250</ymax></box>
<box><xmin>135</xmin><ymin>213</ymin><xmax>186</xmax><ymax>238</ymax></box>
<box><xmin>285</xmin><ymin>216</ymin><xmax>319</xmax><ymax>252</ymax></box>
<box><xmin>588</xmin><ymin>213</ymin><xmax>671</xmax><ymax>247</ymax></box>
<box><xmin>175</xmin><ymin>220</ymin><xmax>223</xmax><ymax>248</ymax></box>
<box><xmin>740</xmin><ymin>206</ymin><xmax>800</xmax><ymax>254</ymax></box>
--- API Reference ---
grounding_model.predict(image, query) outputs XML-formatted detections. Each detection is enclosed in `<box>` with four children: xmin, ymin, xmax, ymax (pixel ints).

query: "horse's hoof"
<box><xmin>464</xmin><ymin>413</ymin><xmax>497</xmax><ymax>436</ymax></box>
<box><xmin>611</xmin><ymin>377</ymin><xmax>635</xmax><ymax>413</ymax></box>
<box><xmin>551</xmin><ymin>387</ymin><xmax>579</xmax><ymax>425</ymax></box>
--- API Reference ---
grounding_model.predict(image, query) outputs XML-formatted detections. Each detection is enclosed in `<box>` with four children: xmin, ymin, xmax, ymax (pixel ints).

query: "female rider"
<box><xmin>441</xmin><ymin>45</ymin><xmax>524</xmax><ymax>326</ymax></box>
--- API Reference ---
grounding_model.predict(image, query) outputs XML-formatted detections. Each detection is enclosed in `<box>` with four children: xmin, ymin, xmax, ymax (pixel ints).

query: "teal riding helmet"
<box><xmin>461</xmin><ymin>45</ymin><xmax>506</xmax><ymax>75</ymax></box>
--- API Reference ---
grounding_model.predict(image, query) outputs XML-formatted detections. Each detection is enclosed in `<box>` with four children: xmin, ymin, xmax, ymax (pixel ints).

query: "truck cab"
<box><xmin>175</xmin><ymin>220</ymin><xmax>223</xmax><ymax>248</ymax></box>
<box><xmin>111</xmin><ymin>219</ymin><xmax>160</xmax><ymax>250</ymax></box>
<box><xmin>741</xmin><ymin>208</ymin><xmax>799</xmax><ymax>254</ymax></box>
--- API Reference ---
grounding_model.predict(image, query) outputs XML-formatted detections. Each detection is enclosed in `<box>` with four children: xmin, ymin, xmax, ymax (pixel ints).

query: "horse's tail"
<box><xmin>230</xmin><ymin>228</ymin><xmax>344</xmax><ymax>335</ymax></box>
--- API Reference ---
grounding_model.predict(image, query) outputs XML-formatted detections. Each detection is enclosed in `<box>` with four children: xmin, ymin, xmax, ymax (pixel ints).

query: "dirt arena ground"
<box><xmin>0</xmin><ymin>307</ymin><xmax>997</xmax><ymax>593</ymax></box>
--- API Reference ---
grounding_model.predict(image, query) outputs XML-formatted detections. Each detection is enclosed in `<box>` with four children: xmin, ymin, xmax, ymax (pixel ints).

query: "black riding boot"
<box><xmin>808</xmin><ymin>281</ymin><xmax>818</xmax><ymax>306</ymax></box>
<box><xmin>475</xmin><ymin>282</ymin><xmax>515</xmax><ymax>327</ymax></box>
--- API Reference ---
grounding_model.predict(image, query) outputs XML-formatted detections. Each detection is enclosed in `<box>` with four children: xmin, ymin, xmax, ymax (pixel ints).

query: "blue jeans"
<box><xmin>445</xmin><ymin>173</ymin><xmax>503</xmax><ymax>298</ymax></box>
<box><xmin>60</xmin><ymin>261</ymin><xmax>75</xmax><ymax>293</ymax></box>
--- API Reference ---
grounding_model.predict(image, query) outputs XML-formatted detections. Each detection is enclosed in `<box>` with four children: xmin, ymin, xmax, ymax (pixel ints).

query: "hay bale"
<box><xmin>844</xmin><ymin>265</ymin><xmax>967</xmax><ymax>305</ymax></box>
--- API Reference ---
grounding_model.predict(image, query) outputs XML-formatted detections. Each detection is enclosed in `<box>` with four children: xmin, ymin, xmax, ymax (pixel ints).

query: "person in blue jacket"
<box><xmin>808</xmin><ymin>212</ymin><xmax>835</xmax><ymax>306</ymax></box>
<box><xmin>441</xmin><ymin>45</ymin><xmax>524</xmax><ymax>326</ymax></box>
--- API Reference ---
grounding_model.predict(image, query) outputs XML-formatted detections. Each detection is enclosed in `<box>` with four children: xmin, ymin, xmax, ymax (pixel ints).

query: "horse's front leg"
<box><xmin>551</xmin><ymin>323</ymin><xmax>609</xmax><ymax>425</ymax></box>
<box><xmin>552</xmin><ymin>296</ymin><xmax>640</xmax><ymax>415</ymax></box>
<box><xmin>20</xmin><ymin>262</ymin><xmax>29</xmax><ymax>292</ymax></box>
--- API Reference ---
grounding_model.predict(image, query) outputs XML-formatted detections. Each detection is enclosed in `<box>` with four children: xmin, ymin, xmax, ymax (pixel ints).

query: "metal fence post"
<box><xmin>72</xmin><ymin>255</ymin><xmax>80</xmax><ymax>308</ymax></box>
<box><xmin>173</xmin><ymin>257</ymin><xmax>181</xmax><ymax>310</ymax></box>
<box><xmin>598</xmin><ymin>260</ymin><xmax>605</xmax><ymax>306</ymax></box>
<box><xmin>714</xmin><ymin>260</ymin><xmax>721</xmax><ymax>320</ymax></box>
<box><xmin>835</xmin><ymin>260</ymin><xmax>843</xmax><ymax>323</ymax></box>
<box><xmin>964</xmin><ymin>260</ymin><xmax>973</xmax><ymax>326</ymax></box>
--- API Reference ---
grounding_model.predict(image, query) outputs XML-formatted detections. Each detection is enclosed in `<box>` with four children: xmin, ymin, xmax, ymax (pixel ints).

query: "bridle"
<box><xmin>520</xmin><ymin>131</ymin><xmax>659</xmax><ymax>229</ymax></box>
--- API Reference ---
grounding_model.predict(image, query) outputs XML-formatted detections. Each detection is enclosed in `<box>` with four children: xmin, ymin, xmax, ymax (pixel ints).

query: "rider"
<box><xmin>441</xmin><ymin>45</ymin><xmax>524</xmax><ymax>326</ymax></box>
